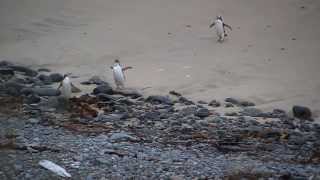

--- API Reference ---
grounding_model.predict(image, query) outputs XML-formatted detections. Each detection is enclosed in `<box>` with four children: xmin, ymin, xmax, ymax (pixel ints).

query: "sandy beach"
<box><xmin>1</xmin><ymin>0</ymin><xmax>319</xmax><ymax>117</ymax></box>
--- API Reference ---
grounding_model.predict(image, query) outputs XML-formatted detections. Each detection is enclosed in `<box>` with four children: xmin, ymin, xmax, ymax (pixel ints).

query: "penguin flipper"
<box><xmin>209</xmin><ymin>22</ymin><xmax>215</xmax><ymax>28</ymax></box>
<box><xmin>223</xmin><ymin>23</ymin><xmax>232</xmax><ymax>31</ymax></box>
<box><xmin>122</xmin><ymin>66</ymin><xmax>133</xmax><ymax>71</ymax></box>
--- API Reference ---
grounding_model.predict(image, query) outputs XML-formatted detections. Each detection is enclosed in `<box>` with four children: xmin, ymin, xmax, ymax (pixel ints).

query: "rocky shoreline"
<box><xmin>0</xmin><ymin>61</ymin><xmax>319</xmax><ymax>179</ymax></box>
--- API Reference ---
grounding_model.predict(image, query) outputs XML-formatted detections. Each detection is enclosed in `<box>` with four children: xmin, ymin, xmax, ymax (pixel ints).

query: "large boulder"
<box><xmin>21</xmin><ymin>87</ymin><xmax>61</xmax><ymax>96</ymax></box>
<box><xmin>93</xmin><ymin>84</ymin><xmax>113</xmax><ymax>95</ymax></box>
<box><xmin>49</xmin><ymin>73</ymin><xmax>64</xmax><ymax>82</ymax></box>
<box><xmin>293</xmin><ymin>105</ymin><xmax>312</xmax><ymax>120</ymax></box>
<box><xmin>8</xmin><ymin>65</ymin><xmax>38</xmax><ymax>77</ymax></box>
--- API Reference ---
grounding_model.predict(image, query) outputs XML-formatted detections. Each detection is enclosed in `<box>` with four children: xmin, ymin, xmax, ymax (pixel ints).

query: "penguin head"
<box><xmin>114</xmin><ymin>59</ymin><xmax>121</xmax><ymax>66</ymax></box>
<box><xmin>63</xmin><ymin>73</ymin><xmax>72</xmax><ymax>80</ymax></box>
<box><xmin>216</xmin><ymin>15</ymin><xmax>223</xmax><ymax>21</ymax></box>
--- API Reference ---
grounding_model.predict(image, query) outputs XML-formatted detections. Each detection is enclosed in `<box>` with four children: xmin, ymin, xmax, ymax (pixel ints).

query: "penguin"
<box><xmin>58</xmin><ymin>74</ymin><xmax>72</xmax><ymax>99</ymax></box>
<box><xmin>110</xmin><ymin>59</ymin><xmax>132</xmax><ymax>89</ymax></box>
<box><xmin>209</xmin><ymin>15</ymin><xmax>232</xmax><ymax>42</ymax></box>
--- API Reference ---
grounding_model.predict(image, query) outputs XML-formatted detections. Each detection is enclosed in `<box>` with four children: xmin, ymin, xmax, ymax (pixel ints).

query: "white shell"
<box><xmin>39</xmin><ymin>160</ymin><xmax>71</xmax><ymax>178</ymax></box>
<box><xmin>215</xmin><ymin>19</ymin><xmax>225</xmax><ymax>41</ymax></box>
<box><xmin>113</xmin><ymin>64</ymin><xmax>125</xmax><ymax>88</ymax></box>
<box><xmin>61</xmin><ymin>77</ymin><xmax>72</xmax><ymax>99</ymax></box>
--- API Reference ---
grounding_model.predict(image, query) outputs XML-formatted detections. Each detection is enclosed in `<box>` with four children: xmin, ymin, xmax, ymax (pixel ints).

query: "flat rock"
<box><xmin>38</xmin><ymin>74</ymin><xmax>52</xmax><ymax>85</ymax></box>
<box><xmin>209</xmin><ymin>100</ymin><xmax>221</xmax><ymax>107</ymax></box>
<box><xmin>0</xmin><ymin>67</ymin><xmax>14</xmax><ymax>76</ymax></box>
<box><xmin>146</xmin><ymin>95</ymin><xmax>173</xmax><ymax>105</ymax></box>
<box><xmin>194</xmin><ymin>108</ymin><xmax>210</xmax><ymax>118</ymax></box>
<box><xmin>8</xmin><ymin>65</ymin><xmax>38</xmax><ymax>77</ymax></box>
<box><xmin>22</xmin><ymin>87</ymin><xmax>61</xmax><ymax>96</ymax></box>
<box><xmin>81</xmin><ymin>76</ymin><xmax>107</xmax><ymax>85</ymax></box>
<box><xmin>113</xmin><ymin>89</ymin><xmax>142</xmax><ymax>98</ymax></box>
<box><xmin>49</xmin><ymin>73</ymin><xmax>63</xmax><ymax>82</ymax></box>
<box><xmin>93</xmin><ymin>84</ymin><xmax>113</xmax><ymax>95</ymax></box>
<box><xmin>109</xmin><ymin>132</ymin><xmax>137</xmax><ymax>142</ymax></box>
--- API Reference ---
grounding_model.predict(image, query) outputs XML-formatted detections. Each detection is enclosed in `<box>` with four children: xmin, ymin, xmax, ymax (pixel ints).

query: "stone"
<box><xmin>97</xmin><ymin>94</ymin><xmax>114</xmax><ymax>101</ymax></box>
<box><xmin>3</xmin><ymin>82</ymin><xmax>25</xmax><ymax>95</ymax></box>
<box><xmin>0</xmin><ymin>60</ymin><xmax>13</xmax><ymax>66</ymax></box>
<box><xmin>169</xmin><ymin>90</ymin><xmax>182</xmax><ymax>97</ymax></box>
<box><xmin>293</xmin><ymin>105</ymin><xmax>312</xmax><ymax>120</ymax></box>
<box><xmin>49</xmin><ymin>73</ymin><xmax>63</xmax><ymax>82</ymax></box>
<box><xmin>37</xmin><ymin>68</ymin><xmax>51</xmax><ymax>72</ymax></box>
<box><xmin>93</xmin><ymin>84</ymin><xmax>113</xmax><ymax>95</ymax></box>
<box><xmin>24</xmin><ymin>94</ymin><xmax>41</xmax><ymax>104</ymax></box>
<box><xmin>225</xmin><ymin>97</ymin><xmax>255</xmax><ymax>107</ymax></box>
<box><xmin>38</xmin><ymin>74</ymin><xmax>52</xmax><ymax>85</ymax></box>
<box><xmin>180</xmin><ymin>106</ymin><xmax>197</xmax><ymax>116</ymax></box>
<box><xmin>225</xmin><ymin>97</ymin><xmax>239</xmax><ymax>104</ymax></box>
<box><xmin>240</xmin><ymin>108</ymin><xmax>263</xmax><ymax>117</ymax></box>
<box><xmin>81</xmin><ymin>76</ymin><xmax>106</xmax><ymax>85</ymax></box>
<box><xmin>109</xmin><ymin>132</ymin><xmax>137</xmax><ymax>142</ymax></box>
<box><xmin>71</xmin><ymin>84</ymin><xmax>81</xmax><ymax>93</ymax></box>
<box><xmin>146</xmin><ymin>95</ymin><xmax>173</xmax><ymax>105</ymax></box>
<box><xmin>197</xmin><ymin>100</ymin><xmax>207</xmax><ymax>104</ymax></box>
<box><xmin>27</xmin><ymin>118</ymin><xmax>40</xmax><ymax>124</ymax></box>
<box><xmin>178</xmin><ymin>96</ymin><xmax>194</xmax><ymax>105</ymax></box>
<box><xmin>225</xmin><ymin>103</ymin><xmax>234</xmax><ymax>108</ymax></box>
<box><xmin>194</xmin><ymin>108</ymin><xmax>210</xmax><ymax>118</ymax></box>
<box><xmin>225</xmin><ymin>112</ymin><xmax>238</xmax><ymax>116</ymax></box>
<box><xmin>8</xmin><ymin>65</ymin><xmax>38</xmax><ymax>77</ymax></box>
<box><xmin>0</xmin><ymin>67</ymin><xmax>14</xmax><ymax>76</ymax></box>
<box><xmin>22</xmin><ymin>87</ymin><xmax>61</xmax><ymax>96</ymax></box>
<box><xmin>113</xmin><ymin>89</ymin><xmax>142</xmax><ymax>98</ymax></box>
<box><xmin>209</xmin><ymin>100</ymin><xmax>221</xmax><ymax>107</ymax></box>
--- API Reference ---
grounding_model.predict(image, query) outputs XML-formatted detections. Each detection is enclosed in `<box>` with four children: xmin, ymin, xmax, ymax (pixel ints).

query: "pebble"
<box><xmin>194</xmin><ymin>108</ymin><xmax>210</xmax><ymax>118</ymax></box>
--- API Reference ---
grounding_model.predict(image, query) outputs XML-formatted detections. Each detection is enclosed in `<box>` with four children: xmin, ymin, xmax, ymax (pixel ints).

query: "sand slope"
<box><xmin>0</xmin><ymin>0</ymin><xmax>319</xmax><ymax>117</ymax></box>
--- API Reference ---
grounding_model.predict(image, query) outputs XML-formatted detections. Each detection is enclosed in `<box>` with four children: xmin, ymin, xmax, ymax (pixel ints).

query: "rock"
<box><xmin>8</xmin><ymin>65</ymin><xmax>38</xmax><ymax>77</ymax></box>
<box><xmin>240</xmin><ymin>108</ymin><xmax>263</xmax><ymax>117</ymax></box>
<box><xmin>38</xmin><ymin>74</ymin><xmax>52</xmax><ymax>85</ymax></box>
<box><xmin>93</xmin><ymin>84</ymin><xmax>113</xmax><ymax>95</ymax></box>
<box><xmin>71</xmin><ymin>84</ymin><xmax>81</xmax><ymax>93</ymax></box>
<box><xmin>0</xmin><ymin>67</ymin><xmax>14</xmax><ymax>76</ymax></box>
<box><xmin>225</xmin><ymin>103</ymin><xmax>234</xmax><ymax>108</ymax></box>
<box><xmin>169</xmin><ymin>90</ymin><xmax>182</xmax><ymax>97</ymax></box>
<box><xmin>24</xmin><ymin>94</ymin><xmax>41</xmax><ymax>104</ymax></box>
<box><xmin>178</xmin><ymin>96</ymin><xmax>194</xmax><ymax>105</ymax></box>
<box><xmin>195</xmin><ymin>108</ymin><xmax>210</xmax><ymax>118</ymax></box>
<box><xmin>293</xmin><ymin>106</ymin><xmax>312</xmax><ymax>120</ymax></box>
<box><xmin>97</xmin><ymin>94</ymin><xmax>115</xmax><ymax>101</ymax></box>
<box><xmin>109</xmin><ymin>132</ymin><xmax>137</xmax><ymax>142</ymax></box>
<box><xmin>22</xmin><ymin>87</ymin><xmax>61</xmax><ymax>96</ymax></box>
<box><xmin>37</xmin><ymin>68</ymin><xmax>51</xmax><ymax>72</ymax></box>
<box><xmin>3</xmin><ymin>82</ymin><xmax>25</xmax><ymax>95</ymax></box>
<box><xmin>49</xmin><ymin>73</ymin><xmax>63</xmax><ymax>82</ymax></box>
<box><xmin>180</xmin><ymin>106</ymin><xmax>197</xmax><ymax>116</ymax></box>
<box><xmin>225</xmin><ymin>112</ymin><xmax>238</xmax><ymax>116</ymax></box>
<box><xmin>197</xmin><ymin>100</ymin><xmax>207</xmax><ymax>104</ymax></box>
<box><xmin>146</xmin><ymin>95</ymin><xmax>173</xmax><ymax>105</ymax></box>
<box><xmin>113</xmin><ymin>89</ymin><xmax>142</xmax><ymax>98</ymax></box>
<box><xmin>209</xmin><ymin>100</ymin><xmax>221</xmax><ymax>107</ymax></box>
<box><xmin>27</xmin><ymin>118</ymin><xmax>40</xmax><ymax>124</ymax></box>
<box><xmin>81</xmin><ymin>76</ymin><xmax>106</xmax><ymax>85</ymax></box>
<box><xmin>0</xmin><ymin>60</ymin><xmax>13</xmax><ymax>67</ymax></box>
<box><xmin>225</xmin><ymin>97</ymin><xmax>255</xmax><ymax>107</ymax></box>
<box><xmin>225</xmin><ymin>97</ymin><xmax>239</xmax><ymax>104</ymax></box>
<box><xmin>239</xmin><ymin>101</ymin><xmax>255</xmax><ymax>107</ymax></box>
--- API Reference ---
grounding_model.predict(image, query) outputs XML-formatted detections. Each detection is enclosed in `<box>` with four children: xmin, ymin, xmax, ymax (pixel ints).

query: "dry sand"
<box><xmin>0</xmin><ymin>0</ymin><xmax>319</xmax><ymax>118</ymax></box>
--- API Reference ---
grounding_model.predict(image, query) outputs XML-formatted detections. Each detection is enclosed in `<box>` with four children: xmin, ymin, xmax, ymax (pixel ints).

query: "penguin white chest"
<box><xmin>215</xmin><ymin>20</ymin><xmax>224</xmax><ymax>38</ymax></box>
<box><xmin>113</xmin><ymin>65</ymin><xmax>125</xmax><ymax>87</ymax></box>
<box><xmin>61</xmin><ymin>77</ymin><xmax>72</xmax><ymax>99</ymax></box>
